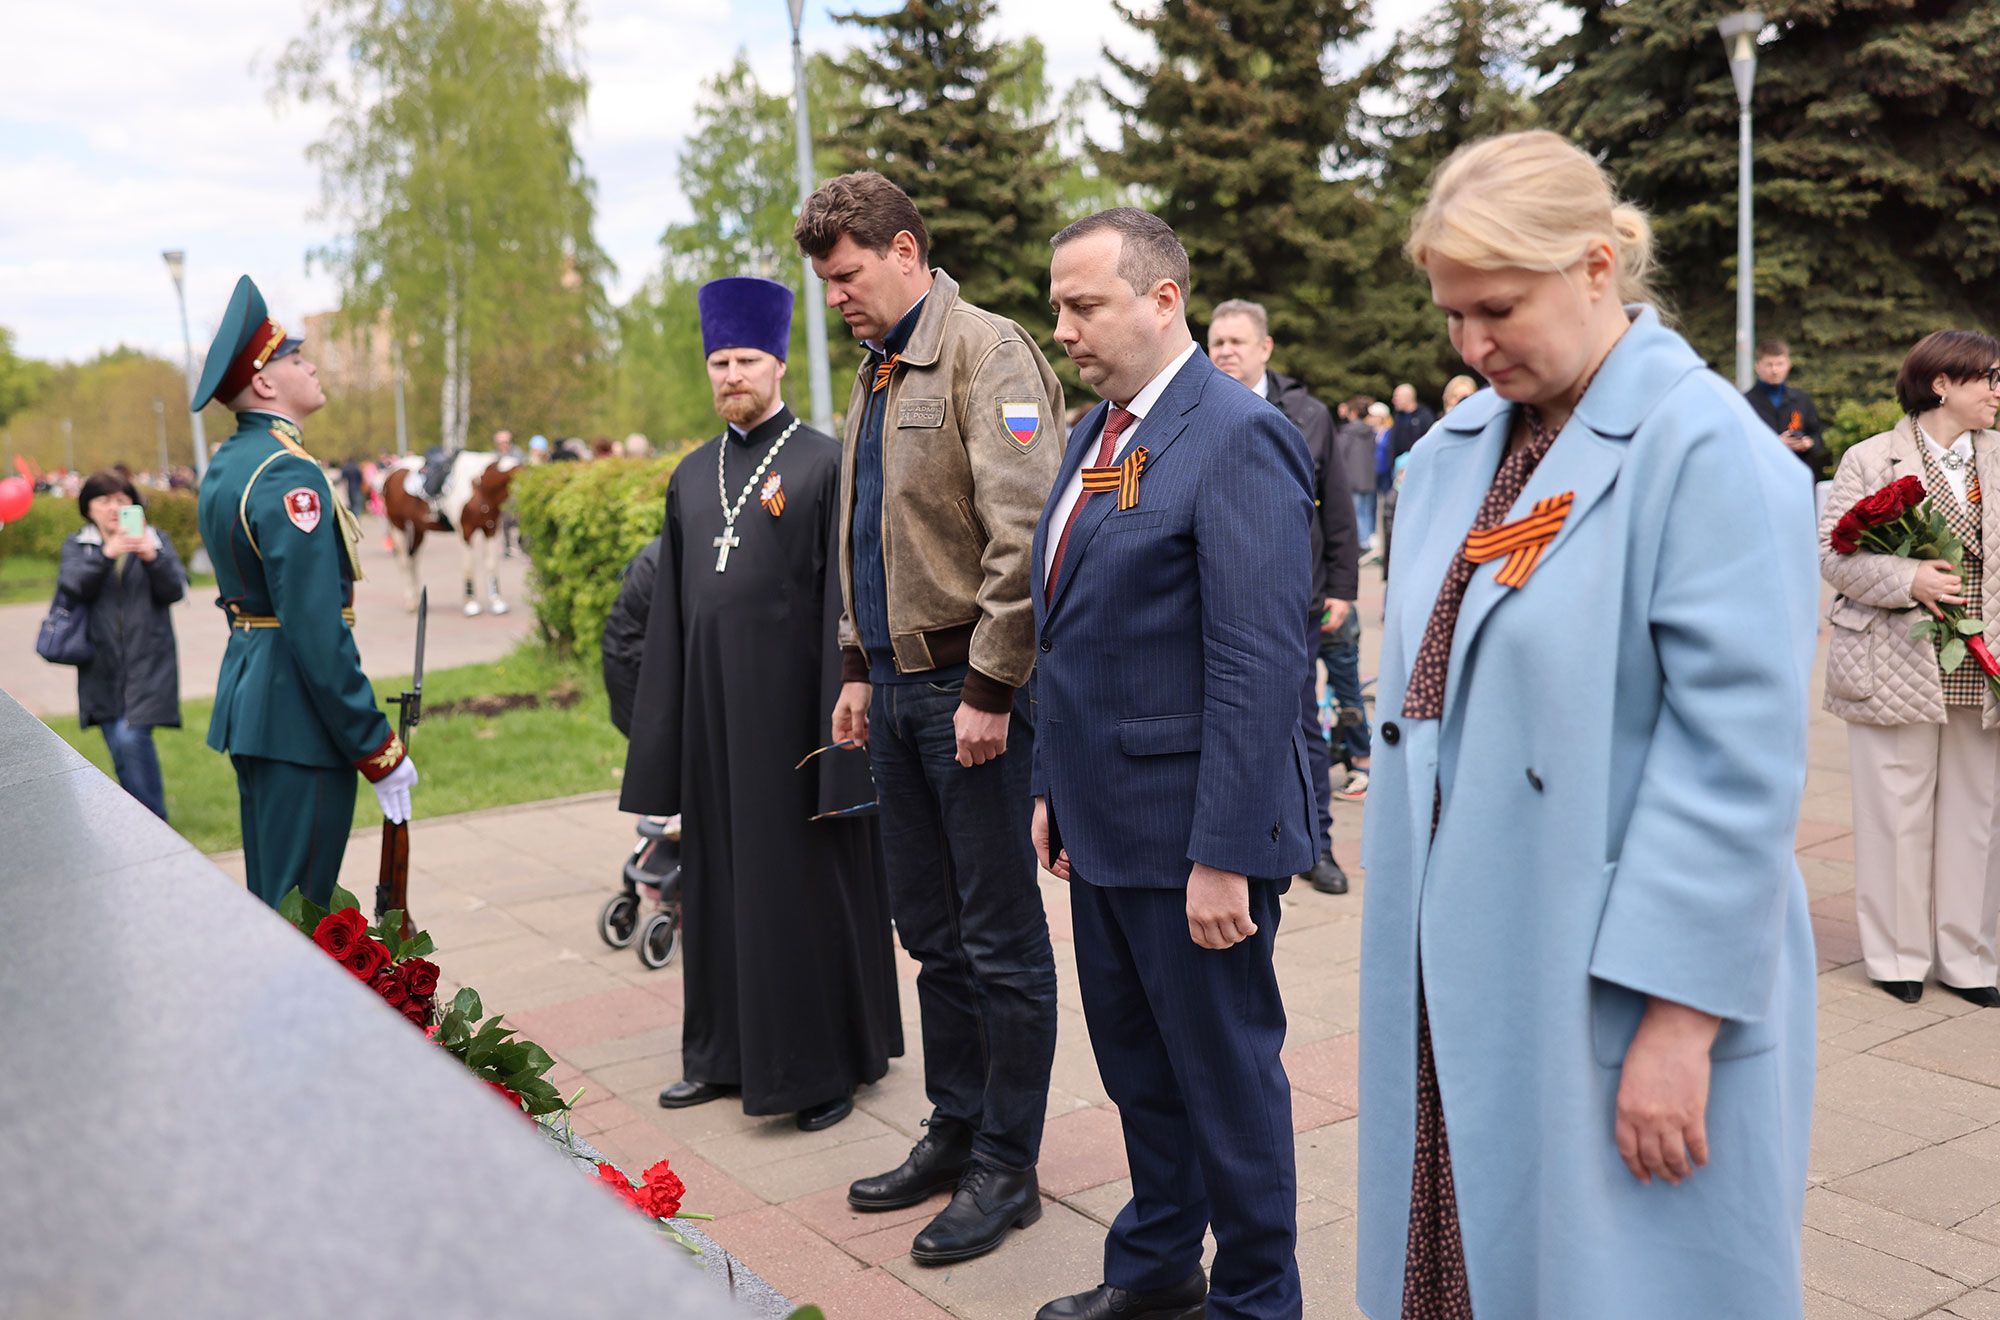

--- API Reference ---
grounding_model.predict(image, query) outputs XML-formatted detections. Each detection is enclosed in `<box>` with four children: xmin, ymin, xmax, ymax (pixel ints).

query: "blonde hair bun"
<box><xmin>1406</xmin><ymin>130</ymin><xmax>1664</xmax><ymax>310</ymax></box>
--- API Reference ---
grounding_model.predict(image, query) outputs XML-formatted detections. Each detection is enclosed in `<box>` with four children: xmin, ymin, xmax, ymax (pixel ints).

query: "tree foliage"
<box><xmin>1539</xmin><ymin>0</ymin><xmax>2000</xmax><ymax>406</ymax></box>
<box><xmin>3</xmin><ymin>348</ymin><xmax>229</xmax><ymax>476</ymax></box>
<box><xmin>277</xmin><ymin>0</ymin><xmax>609</xmax><ymax>450</ymax></box>
<box><xmin>831</xmin><ymin>0</ymin><xmax>1062</xmax><ymax>342</ymax></box>
<box><xmin>1100</xmin><ymin>0</ymin><xmax>1377</xmax><ymax>395</ymax></box>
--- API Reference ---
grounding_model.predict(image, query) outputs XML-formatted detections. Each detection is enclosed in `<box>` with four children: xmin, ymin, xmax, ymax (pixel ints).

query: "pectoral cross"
<box><xmin>713</xmin><ymin>527</ymin><xmax>741</xmax><ymax>572</ymax></box>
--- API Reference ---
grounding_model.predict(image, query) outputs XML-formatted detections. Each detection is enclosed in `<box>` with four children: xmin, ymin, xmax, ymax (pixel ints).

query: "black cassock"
<box><xmin>619</xmin><ymin>407</ymin><xmax>902</xmax><ymax>1114</ymax></box>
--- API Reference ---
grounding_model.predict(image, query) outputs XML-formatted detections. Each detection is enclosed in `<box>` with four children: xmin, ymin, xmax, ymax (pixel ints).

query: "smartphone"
<box><xmin>118</xmin><ymin>505</ymin><xmax>146</xmax><ymax>537</ymax></box>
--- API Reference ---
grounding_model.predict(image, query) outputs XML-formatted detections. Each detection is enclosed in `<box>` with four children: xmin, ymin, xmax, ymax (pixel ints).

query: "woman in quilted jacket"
<box><xmin>1820</xmin><ymin>329</ymin><xmax>2000</xmax><ymax>1008</ymax></box>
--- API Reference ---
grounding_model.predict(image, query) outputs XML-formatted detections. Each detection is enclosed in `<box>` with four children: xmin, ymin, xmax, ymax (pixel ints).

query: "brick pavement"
<box><xmin>201</xmin><ymin>580</ymin><xmax>2000</xmax><ymax>1320</ymax></box>
<box><xmin>1</xmin><ymin>515</ymin><xmax>531</xmax><ymax>717</ymax></box>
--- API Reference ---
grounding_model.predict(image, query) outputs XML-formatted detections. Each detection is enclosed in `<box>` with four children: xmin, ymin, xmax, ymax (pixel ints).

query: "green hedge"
<box><xmin>1823</xmin><ymin>397</ymin><xmax>1905</xmax><ymax>473</ymax></box>
<box><xmin>511</xmin><ymin>450</ymin><xmax>697</xmax><ymax>656</ymax></box>
<box><xmin>0</xmin><ymin>485</ymin><xmax>202</xmax><ymax>564</ymax></box>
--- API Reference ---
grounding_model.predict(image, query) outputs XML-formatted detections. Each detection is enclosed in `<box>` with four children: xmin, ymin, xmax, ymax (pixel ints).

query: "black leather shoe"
<box><xmin>1943</xmin><ymin>983</ymin><xmax>2000</xmax><ymax>1008</ymax></box>
<box><xmin>848</xmin><ymin>1118</ymin><xmax>973</xmax><ymax>1211</ymax></box>
<box><xmin>908</xmin><ymin>1164</ymin><xmax>1041</xmax><ymax>1266</ymax></box>
<box><xmin>796</xmin><ymin>1095</ymin><xmax>853</xmax><ymax>1131</ymax></box>
<box><xmin>1308</xmin><ymin>851</ymin><xmax>1349</xmax><ymax>895</ymax></box>
<box><xmin>1872</xmin><ymin>980</ymin><xmax>1924</xmax><ymax>1004</ymax></box>
<box><xmin>1035</xmin><ymin>1270</ymin><xmax>1208</xmax><ymax>1320</ymax></box>
<box><xmin>657</xmin><ymin>1079</ymin><xmax>736</xmax><ymax>1108</ymax></box>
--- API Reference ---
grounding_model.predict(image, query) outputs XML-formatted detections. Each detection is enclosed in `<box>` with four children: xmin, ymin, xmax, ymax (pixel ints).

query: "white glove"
<box><xmin>373</xmin><ymin>757</ymin><xmax>419</xmax><ymax>824</ymax></box>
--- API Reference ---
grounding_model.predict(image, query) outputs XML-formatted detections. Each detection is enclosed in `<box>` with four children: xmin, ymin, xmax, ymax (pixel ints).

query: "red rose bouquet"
<box><xmin>277</xmin><ymin>886</ymin><xmax>573</xmax><ymax>1118</ymax></box>
<box><xmin>1829</xmin><ymin>475</ymin><xmax>1999</xmax><ymax>694</ymax></box>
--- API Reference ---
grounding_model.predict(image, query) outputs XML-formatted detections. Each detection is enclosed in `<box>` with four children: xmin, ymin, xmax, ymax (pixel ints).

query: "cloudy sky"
<box><xmin>0</xmin><ymin>0</ymin><xmax>1430</xmax><ymax>365</ymax></box>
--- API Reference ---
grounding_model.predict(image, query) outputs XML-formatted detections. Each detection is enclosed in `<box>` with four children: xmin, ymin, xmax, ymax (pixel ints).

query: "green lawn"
<box><xmin>45</xmin><ymin>642</ymin><xmax>628</xmax><ymax>854</ymax></box>
<box><xmin>0</xmin><ymin>554</ymin><xmax>215</xmax><ymax>605</ymax></box>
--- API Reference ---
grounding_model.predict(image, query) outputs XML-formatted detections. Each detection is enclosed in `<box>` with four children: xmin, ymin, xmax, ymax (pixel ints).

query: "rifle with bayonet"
<box><xmin>376</xmin><ymin>587</ymin><xmax>427</xmax><ymax>938</ymax></box>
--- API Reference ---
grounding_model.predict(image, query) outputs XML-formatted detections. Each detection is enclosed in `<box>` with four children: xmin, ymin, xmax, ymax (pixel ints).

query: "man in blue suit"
<box><xmin>1030</xmin><ymin>208</ymin><xmax>1317</xmax><ymax>1320</ymax></box>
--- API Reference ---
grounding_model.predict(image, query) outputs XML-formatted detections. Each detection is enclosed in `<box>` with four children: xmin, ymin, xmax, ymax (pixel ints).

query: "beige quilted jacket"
<box><xmin>1819</xmin><ymin>417</ymin><xmax>2000</xmax><ymax>729</ymax></box>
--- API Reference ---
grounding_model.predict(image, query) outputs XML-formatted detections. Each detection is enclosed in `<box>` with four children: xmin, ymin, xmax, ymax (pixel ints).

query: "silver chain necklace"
<box><xmin>713</xmin><ymin>417</ymin><xmax>799</xmax><ymax>571</ymax></box>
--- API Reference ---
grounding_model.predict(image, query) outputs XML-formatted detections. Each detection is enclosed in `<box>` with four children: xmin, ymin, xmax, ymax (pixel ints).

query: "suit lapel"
<box><xmin>1034</xmin><ymin>401</ymin><xmax>1108</xmax><ymax>618</ymax></box>
<box><xmin>1044</xmin><ymin>354</ymin><xmax>1206</xmax><ymax>618</ymax></box>
<box><xmin>1395</xmin><ymin>421</ymin><xmax>1504</xmax><ymax>686</ymax></box>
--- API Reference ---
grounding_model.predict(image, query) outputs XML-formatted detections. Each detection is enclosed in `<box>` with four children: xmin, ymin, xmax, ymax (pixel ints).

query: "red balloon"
<box><xmin>0</xmin><ymin>476</ymin><xmax>30</xmax><ymax>524</ymax></box>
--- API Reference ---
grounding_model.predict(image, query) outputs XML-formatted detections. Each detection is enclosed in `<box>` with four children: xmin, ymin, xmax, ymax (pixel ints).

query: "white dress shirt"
<box><xmin>1922</xmin><ymin>427</ymin><xmax>1975</xmax><ymax>506</ymax></box>
<box><xmin>1043</xmin><ymin>341</ymin><xmax>1200</xmax><ymax>585</ymax></box>
<box><xmin>1252</xmin><ymin>372</ymin><xmax>1269</xmax><ymax>399</ymax></box>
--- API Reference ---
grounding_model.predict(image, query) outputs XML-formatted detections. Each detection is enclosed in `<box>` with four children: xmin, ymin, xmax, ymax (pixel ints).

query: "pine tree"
<box><xmin>1341</xmin><ymin>0</ymin><xmax>1544</xmax><ymax>403</ymax></box>
<box><xmin>831</xmin><ymin>0</ymin><xmax>1062</xmax><ymax>342</ymax></box>
<box><xmin>1539</xmin><ymin>0</ymin><xmax>2000</xmax><ymax>408</ymax></box>
<box><xmin>1101</xmin><ymin>0</ymin><xmax>1374</xmax><ymax>394</ymax></box>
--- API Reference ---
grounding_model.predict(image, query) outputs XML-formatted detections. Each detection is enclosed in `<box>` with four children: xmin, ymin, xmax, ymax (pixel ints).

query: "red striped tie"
<box><xmin>1047</xmin><ymin>406</ymin><xmax>1135</xmax><ymax>593</ymax></box>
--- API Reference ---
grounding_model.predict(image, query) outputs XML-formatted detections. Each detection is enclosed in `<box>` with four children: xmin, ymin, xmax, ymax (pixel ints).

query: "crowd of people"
<box><xmin>25</xmin><ymin>119</ymin><xmax>1997</xmax><ymax>1319</ymax></box>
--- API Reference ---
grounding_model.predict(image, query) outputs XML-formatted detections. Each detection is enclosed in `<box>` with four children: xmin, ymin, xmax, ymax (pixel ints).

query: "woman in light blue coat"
<box><xmin>1356</xmin><ymin>131</ymin><xmax>1818</xmax><ymax>1318</ymax></box>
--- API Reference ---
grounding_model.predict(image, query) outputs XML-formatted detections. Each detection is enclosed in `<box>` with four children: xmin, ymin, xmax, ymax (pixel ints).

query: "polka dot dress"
<box><xmin>1399</xmin><ymin>409</ymin><xmax>1562</xmax><ymax>1320</ymax></box>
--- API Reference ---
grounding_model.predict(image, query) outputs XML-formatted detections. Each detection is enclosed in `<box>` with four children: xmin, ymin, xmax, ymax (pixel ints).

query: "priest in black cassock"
<box><xmin>620</xmin><ymin>276</ymin><xmax>901</xmax><ymax>1132</ymax></box>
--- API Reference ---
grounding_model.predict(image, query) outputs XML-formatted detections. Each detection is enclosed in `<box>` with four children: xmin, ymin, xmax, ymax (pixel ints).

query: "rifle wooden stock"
<box><xmin>376</xmin><ymin>820</ymin><xmax>413</xmax><ymax>939</ymax></box>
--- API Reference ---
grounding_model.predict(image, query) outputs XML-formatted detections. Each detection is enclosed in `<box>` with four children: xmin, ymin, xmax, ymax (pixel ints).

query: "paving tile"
<box><xmin>1829</xmin><ymin>1143</ymin><xmax>2000</xmax><ymax>1229</ymax></box>
<box><xmin>1817</xmin><ymin>1054</ymin><xmax>2000</xmax><ymax>1143</ymax></box>
<box><xmin>1279</xmin><ymin>967</ymin><xmax>1361</xmax><ymax>1034</ymax></box>
<box><xmin>1803</xmin><ymin>1286</ymin><xmax>1881</xmax><ymax>1320</ymax></box>
<box><xmin>1037</xmin><ymin>1104</ymin><xmax>1132</xmax><ymax>1198</ymax></box>
<box><xmin>1284</xmin><ymin>1031</ymin><xmax>1359</xmax><ymax>1111</ymax></box>
<box><xmin>1801</xmin><ymin>1224</ymin><xmax>1965</xmax><ymax>1319</ymax></box>
<box><xmin>559</xmin><ymin>1024</ymin><xmax>682</xmax><ymax>1073</ymax></box>
<box><xmin>1805</xmin><ymin>1187</ymin><xmax>2000</xmax><ymax>1286</ymax></box>
<box><xmin>786</xmin><ymin>1183</ymin><xmax>946</xmax><ymax>1245</ymax></box>
<box><xmin>1945</xmin><ymin>1285</ymin><xmax>2000</xmax><ymax>1318</ymax></box>
<box><xmin>1808</xmin><ymin>1107</ymin><xmax>1932</xmax><ymax>1184</ymax></box>
<box><xmin>1292</xmin><ymin>1087</ymin><xmax>1357</xmax><ymax>1132</ymax></box>
<box><xmin>732</xmin><ymin>1132</ymin><xmax>929</xmax><ymax>1204</ymax></box>
<box><xmin>506</xmin><ymin>982</ymin><xmax>675</xmax><ymax>1053</ymax></box>
<box><xmin>702</xmin><ymin>1204</ymin><xmax>863</xmax><ymax>1302</ymax></box>
<box><xmin>1296</xmin><ymin>1210</ymin><xmax>1364</xmax><ymax>1318</ymax></box>
<box><xmin>799</xmin><ymin>1265</ymin><xmax>955</xmax><ymax>1319</ymax></box>
<box><xmin>1877</xmin><ymin>1015</ymin><xmax>2000</xmax><ymax>1092</ymax></box>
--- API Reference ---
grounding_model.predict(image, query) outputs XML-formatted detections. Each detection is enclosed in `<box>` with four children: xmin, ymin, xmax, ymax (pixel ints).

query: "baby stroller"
<box><xmin>598</xmin><ymin>814</ymin><xmax>683</xmax><ymax>970</ymax></box>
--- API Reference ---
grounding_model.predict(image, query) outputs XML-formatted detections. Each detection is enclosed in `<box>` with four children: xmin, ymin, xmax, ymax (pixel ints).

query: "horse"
<box><xmin>380</xmin><ymin>451</ymin><xmax>520</xmax><ymax>616</ymax></box>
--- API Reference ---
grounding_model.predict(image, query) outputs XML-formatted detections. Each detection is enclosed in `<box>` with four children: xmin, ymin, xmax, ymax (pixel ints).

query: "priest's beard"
<box><xmin>715</xmin><ymin>384</ymin><xmax>779</xmax><ymax>429</ymax></box>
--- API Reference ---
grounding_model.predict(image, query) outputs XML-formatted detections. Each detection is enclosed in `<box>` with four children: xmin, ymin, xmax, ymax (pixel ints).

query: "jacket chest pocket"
<box><xmin>1098</xmin><ymin>510</ymin><xmax>1167</xmax><ymax>536</ymax></box>
<box><xmin>897</xmin><ymin>395</ymin><xmax>947</xmax><ymax>430</ymax></box>
<box><xmin>1824</xmin><ymin>597</ymin><xmax>1880</xmax><ymax>701</ymax></box>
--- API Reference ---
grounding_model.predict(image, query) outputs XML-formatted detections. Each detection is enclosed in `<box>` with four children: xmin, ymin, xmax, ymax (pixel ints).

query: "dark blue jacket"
<box><xmin>1029</xmin><ymin>350</ymin><xmax>1317</xmax><ymax>885</ymax></box>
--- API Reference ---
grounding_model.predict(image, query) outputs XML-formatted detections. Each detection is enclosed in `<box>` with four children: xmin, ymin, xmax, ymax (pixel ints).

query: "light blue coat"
<box><xmin>1356</xmin><ymin>309</ymin><xmax>1818</xmax><ymax>1319</ymax></box>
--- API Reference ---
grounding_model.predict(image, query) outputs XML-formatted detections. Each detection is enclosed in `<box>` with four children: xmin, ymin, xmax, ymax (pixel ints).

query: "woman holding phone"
<box><xmin>58</xmin><ymin>470</ymin><xmax>187</xmax><ymax>820</ymax></box>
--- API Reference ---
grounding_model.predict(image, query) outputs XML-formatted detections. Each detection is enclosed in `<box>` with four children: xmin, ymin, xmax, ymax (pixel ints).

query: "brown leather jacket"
<box><xmin>836</xmin><ymin>269</ymin><xmax>1065</xmax><ymax>712</ymax></box>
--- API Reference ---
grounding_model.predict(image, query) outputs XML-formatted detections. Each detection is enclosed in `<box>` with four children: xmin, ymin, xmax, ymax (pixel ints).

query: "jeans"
<box><xmin>1298</xmin><ymin>614</ymin><xmax>1333</xmax><ymax>856</ymax></box>
<box><xmin>869</xmin><ymin>677</ymin><xmax>1058</xmax><ymax>1171</ymax></box>
<box><xmin>1351</xmin><ymin>491</ymin><xmax>1376</xmax><ymax>547</ymax></box>
<box><xmin>101</xmin><ymin>717</ymin><xmax>167</xmax><ymax>821</ymax></box>
<box><xmin>1320</xmin><ymin>608</ymin><xmax>1370</xmax><ymax>767</ymax></box>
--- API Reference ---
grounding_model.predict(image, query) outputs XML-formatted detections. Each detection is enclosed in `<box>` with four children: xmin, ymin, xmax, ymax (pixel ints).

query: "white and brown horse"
<box><xmin>381</xmin><ymin>452</ymin><xmax>519</xmax><ymax>615</ymax></box>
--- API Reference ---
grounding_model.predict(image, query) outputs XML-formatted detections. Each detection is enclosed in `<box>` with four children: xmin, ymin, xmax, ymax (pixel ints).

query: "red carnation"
<box><xmin>595</xmin><ymin>1161</ymin><xmax>650</xmax><ymax>1213</ymax></box>
<box><xmin>370</xmin><ymin>966</ymin><xmax>410</xmax><ymax>1008</ymax></box>
<box><xmin>312</xmin><ymin>908</ymin><xmax>367</xmax><ymax>960</ymax></box>
<box><xmin>639</xmin><ymin>1159</ymin><xmax>686</xmax><ymax>1219</ymax></box>
<box><xmin>1969</xmin><ymin>634</ymin><xmax>2000</xmax><ymax>679</ymax></box>
<box><xmin>401</xmin><ymin>957</ymin><xmax>441</xmax><ymax>997</ymax></box>
<box><xmin>341</xmin><ymin>937</ymin><xmax>390</xmax><ymax>983</ymax></box>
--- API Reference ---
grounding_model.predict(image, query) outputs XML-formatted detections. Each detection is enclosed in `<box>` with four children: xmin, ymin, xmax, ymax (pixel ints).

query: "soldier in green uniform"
<box><xmin>193</xmin><ymin>275</ymin><xmax>419</xmax><ymax>908</ymax></box>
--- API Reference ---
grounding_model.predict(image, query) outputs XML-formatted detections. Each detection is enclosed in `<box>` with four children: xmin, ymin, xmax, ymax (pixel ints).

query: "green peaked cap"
<box><xmin>192</xmin><ymin>274</ymin><xmax>305</xmax><ymax>412</ymax></box>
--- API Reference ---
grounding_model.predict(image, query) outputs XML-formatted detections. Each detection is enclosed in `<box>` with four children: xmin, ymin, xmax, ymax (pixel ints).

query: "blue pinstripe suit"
<box><xmin>1031</xmin><ymin>348</ymin><xmax>1315</xmax><ymax>1319</ymax></box>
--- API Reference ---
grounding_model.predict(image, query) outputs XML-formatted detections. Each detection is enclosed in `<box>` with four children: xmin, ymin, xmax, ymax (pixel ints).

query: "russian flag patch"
<box><xmin>999</xmin><ymin>400</ymin><xmax>1043</xmax><ymax>448</ymax></box>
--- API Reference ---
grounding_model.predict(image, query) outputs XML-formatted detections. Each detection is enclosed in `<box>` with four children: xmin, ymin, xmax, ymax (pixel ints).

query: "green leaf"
<box><xmin>1956</xmin><ymin>617</ymin><xmax>1984</xmax><ymax>636</ymax></box>
<box><xmin>1941</xmin><ymin>638</ymin><xmax>1968</xmax><ymax>673</ymax></box>
<box><xmin>330</xmin><ymin>884</ymin><xmax>362</xmax><ymax>914</ymax></box>
<box><xmin>1910</xmin><ymin>617</ymin><xmax>1937</xmax><ymax>641</ymax></box>
<box><xmin>787</xmin><ymin>1308</ymin><xmax>827</xmax><ymax>1320</ymax></box>
<box><xmin>453</xmin><ymin>987</ymin><xmax>483</xmax><ymax>1020</ymax></box>
<box><xmin>402</xmin><ymin>932</ymin><xmax>435</xmax><ymax>959</ymax></box>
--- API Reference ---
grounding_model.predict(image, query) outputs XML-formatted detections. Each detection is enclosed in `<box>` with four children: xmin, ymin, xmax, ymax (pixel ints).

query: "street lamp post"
<box><xmin>788</xmin><ymin>0</ymin><xmax>834</xmax><ymax>436</ymax></box>
<box><xmin>153</xmin><ymin>399</ymin><xmax>169</xmax><ymax>478</ymax></box>
<box><xmin>62</xmin><ymin>417</ymin><xmax>74</xmax><ymax>473</ymax></box>
<box><xmin>162</xmin><ymin>250</ymin><xmax>211</xmax><ymax>478</ymax></box>
<box><xmin>1717</xmin><ymin>11</ymin><xmax>1763</xmax><ymax>392</ymax></box>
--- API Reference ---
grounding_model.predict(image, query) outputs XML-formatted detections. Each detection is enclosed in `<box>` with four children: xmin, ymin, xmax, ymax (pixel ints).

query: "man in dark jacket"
<box><xmin>601</xmin><ymin>536</ymin><xmax>660</xmax><ymax>737</ymax></box>
<box><xmin>1208</xmin><ymin>299</ymin><xmax>1359</xmax><ymax>895</ymax></box>
<box><xmin>1387</xmin><ymin>382</ymin><xmax>1436</xmax><ymax>461</ymax></box>
<box><xmin>1744</xmin><ymin>338</ymin><xmax>1830</xmax><ymax>476</ymax></box>
<box><xmin>58</xmin><ymin>470</ymin><xmax>188</xmax><ymax>820</ymax></box>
